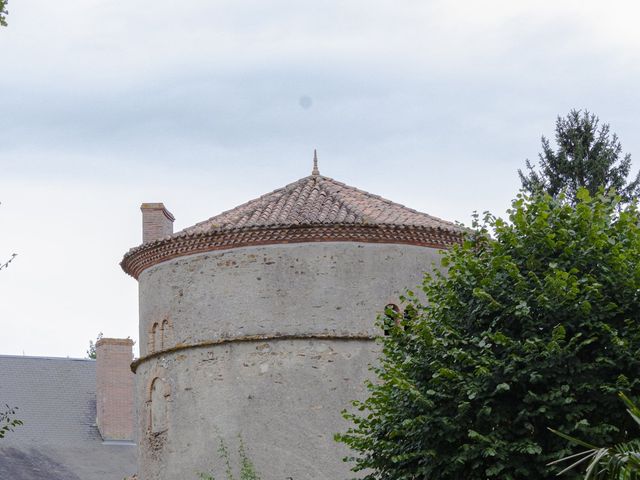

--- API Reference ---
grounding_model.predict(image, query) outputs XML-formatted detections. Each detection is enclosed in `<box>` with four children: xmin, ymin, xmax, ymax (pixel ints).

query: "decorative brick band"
<box><xmin>130</xmin><ymin>332</ymin><xmax>377</xmax><ymax>373</ymax></box>
<box><xmin>121</xmin><ymin>223</ymin><xmax>462</xmax><ymax>279</ymax></box>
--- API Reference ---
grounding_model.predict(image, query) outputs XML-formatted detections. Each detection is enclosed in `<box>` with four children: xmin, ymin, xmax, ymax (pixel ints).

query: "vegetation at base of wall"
<box><xmin>86</xmin><ymin>332</ymin><xmax>103</xmax><ymax>359</ymax></box>
<box><xmin>336</xmin><ymin>189</ymin><xmax>640</xmax><ymax>479</ymax></box>
<box><xmin>550</xmin><ymin>392</ymin><xmax>640</xmax><ymax>480</ymax></box>
<box><xmin>198</xmin><ymin>436</ymin><xmax>261</xmax><ymax>480</ymax></box>
<box><xmin>519</xmin><ymin>109</ymin><xmax>640</xmax><ymax>204</ymax></box>
<box><xmin>0</xmin><ymin>404</ymin><xmax>22</xmax><ymax>439</ymax></box>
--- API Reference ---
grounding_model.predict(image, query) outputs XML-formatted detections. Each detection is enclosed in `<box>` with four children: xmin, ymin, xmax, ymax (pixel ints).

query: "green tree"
<box><xmin>0</xmin><ymin>404</ymin><xmax>22</xmax><ymax>439</ymax></box>
<box><xmin>0</xmin><ymin>0</ymin><xmax>7</xmax><ymax>27</ymax></box>
<box><xmin>86</xmin><ymin>332</ymin><xmax>103</xmax><ymax>359</ymax></box>
<box><xmin>337</xmin><ymin>190</ymin><xmax>640</xmax><ymax>479</ymax></box>
<box><xmin>550</xmin><ymin>393</ymin><xmax>640</xmax><ymax>479</ymax></box>
<box><xmin>519</xmin><ymin>110</ymin><xmax>640</xmax><ymax>203</ymax></box>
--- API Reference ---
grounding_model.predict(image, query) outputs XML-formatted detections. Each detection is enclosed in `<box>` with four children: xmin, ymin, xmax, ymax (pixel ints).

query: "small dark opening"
<box><xmin>383</xmin><ymin>304</ymin><xmax>401</xmax><ymax>335</ymax></box>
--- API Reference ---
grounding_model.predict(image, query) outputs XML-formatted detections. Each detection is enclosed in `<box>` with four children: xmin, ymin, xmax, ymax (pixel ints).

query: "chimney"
<box><xmin>96</xmin><ymin>338</ymin><xmax>135</xmax><ymax>442</ymax></box>
<box><xmin>141</xmin><ymin>203</ymin><xmax>175</xmax><ymax>243</ymax></box>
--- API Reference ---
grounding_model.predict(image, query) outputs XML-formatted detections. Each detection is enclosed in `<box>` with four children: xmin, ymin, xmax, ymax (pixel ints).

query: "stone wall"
<box><xmin>137</xmin><ymin>339</ymin><xmax>378</xmax><ymax>479</ymax></box>
<box><xmin>134</xmin><ymin>241</ymin><xmax>443</xmax><ymax>479</ymax></box>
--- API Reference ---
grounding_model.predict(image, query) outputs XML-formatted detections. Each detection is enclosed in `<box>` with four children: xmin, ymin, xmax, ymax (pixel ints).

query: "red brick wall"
<box><xmin>141</xmin><ymin>203</ymin><xmax>175</xmax><ymax>244</ymax></box>
<box><xmin>96</xmin><ymin>338</ymin><xmax>134</xmax><ymax>441</ymax></box>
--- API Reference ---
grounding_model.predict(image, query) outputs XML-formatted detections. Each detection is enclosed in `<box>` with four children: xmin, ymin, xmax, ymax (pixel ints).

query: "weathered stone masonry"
<box><xmin>122</xmin><ymin>167</ymin><xmax>462</xmax><ymax>480</ymax></box>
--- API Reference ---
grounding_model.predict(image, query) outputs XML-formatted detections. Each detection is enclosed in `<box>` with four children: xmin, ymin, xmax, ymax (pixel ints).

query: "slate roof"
<box><xmin>177</xmin><ymin>173</ymin><xmax>461</xmax><ymax>236</ymax></box>
<box><xmin>0</xmin><ymin>355</ymin><xmax>136</xmax><ymax>480</ymax></box>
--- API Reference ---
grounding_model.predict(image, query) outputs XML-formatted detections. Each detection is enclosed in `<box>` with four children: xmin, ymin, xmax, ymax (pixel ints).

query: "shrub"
<box><xmin>337</xmin><ymin>190</ymin><xmax>640</xmax><ymax>479</ymax></box>
<box><xmin>550</xmin><ymin>392</ymin><xmax>640</xmax><ymax>479</ymax></box>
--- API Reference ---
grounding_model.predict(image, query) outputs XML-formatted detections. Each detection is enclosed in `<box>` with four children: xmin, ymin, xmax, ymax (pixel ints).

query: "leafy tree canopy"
<box><xmin>550</xmin><ymin>392</ymin><xmax>640</xmax><ymax>479</ymax></box>
<box><xmin>519</xmin><ymin>110</ymin><xmax>640</xmax><ymax>203</ymax></box>
<box><xmin>337</xmin><ymin>190</ymin><xmax>640</xmax><ymax>479</ymax></box>
<box><xmin>0</xmin><ymin>404</ymin><xmax>22</xmax><ymax>439</ymax></box>
<box><xmin>0</xmin><ymin>0</ymin><xmax>7</xmax><ymax>27</ymax></box>
<box><xmin>86</xmin><ymin>332</ymin><xmax>103</xmax><ymax>359</ymax></box>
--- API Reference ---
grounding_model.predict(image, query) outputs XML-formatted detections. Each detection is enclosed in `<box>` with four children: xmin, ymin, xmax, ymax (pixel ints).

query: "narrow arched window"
<box><xmin>161</xmin><ymin>319</ymin><xmax>170</xmax><ymax>350</ymax></box>
<box><xmin>150</xmin><ymin>323</ymin><xmax>159</xmax><ymax>353</ymax></box>
<box><xmin>150</xmin><ymin>377</ymin><xmax>169</xmax><ymax>434</ymax></box>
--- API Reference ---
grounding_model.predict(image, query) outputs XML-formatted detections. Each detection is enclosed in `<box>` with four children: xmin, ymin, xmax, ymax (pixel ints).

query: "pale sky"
<box><xmin>1</xmin><ymin>0</ymin><xmax>640</xmax><ymax>358</ymax></box>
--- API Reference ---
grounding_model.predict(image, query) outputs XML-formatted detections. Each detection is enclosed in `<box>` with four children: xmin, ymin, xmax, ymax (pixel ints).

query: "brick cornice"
<box><xmin>120</xmin><ymin>223</ymin><xmax>462</xmax><ymax>279</ymax></box>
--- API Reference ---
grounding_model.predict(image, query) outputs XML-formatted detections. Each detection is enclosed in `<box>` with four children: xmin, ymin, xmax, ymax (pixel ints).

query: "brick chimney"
<box><xmin>141</xmin><ymin>203</ymin><xmax>175</xmax><ymax>243</ymax></box>
<box><xmin>96</xmin><ymin>338</ymin><xmax>135</xmax><ymax>442</ymax></box>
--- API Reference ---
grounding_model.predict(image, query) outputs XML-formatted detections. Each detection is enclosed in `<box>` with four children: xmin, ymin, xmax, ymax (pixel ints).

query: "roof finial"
<box><xmin>312</xmin><ymin>149</ymin><xmax>320</xmax><ymax>176</ymax></box>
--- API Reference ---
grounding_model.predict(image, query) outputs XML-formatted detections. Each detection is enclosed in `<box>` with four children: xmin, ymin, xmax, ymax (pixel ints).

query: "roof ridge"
<box><xmin>313</xmin><ymin>176</ymin><xmax>366</xmax><ymax>223</ymax></box>
<box><xmin>0</xmin><ymin>354</ymin><xmax>96</xmax><ymax>362</ymax></box>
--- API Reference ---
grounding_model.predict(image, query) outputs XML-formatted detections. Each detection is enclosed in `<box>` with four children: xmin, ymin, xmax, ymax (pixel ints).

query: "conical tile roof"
<box><xmin>121</xmin><ymin>168</ymin><xmax>463</xmax><ymax>279</ymax></box>
<box><xmin>178</xmin><ymin>174</ymin><xmax>459</xmax><ymax>235</ymax></box>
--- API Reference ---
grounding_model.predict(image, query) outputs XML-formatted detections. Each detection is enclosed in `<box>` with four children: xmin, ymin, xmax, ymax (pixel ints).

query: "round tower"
<box><xmin>121</xmin><ymin>156</ymin><xmax>462</xmax><ymax>480</ymax></box>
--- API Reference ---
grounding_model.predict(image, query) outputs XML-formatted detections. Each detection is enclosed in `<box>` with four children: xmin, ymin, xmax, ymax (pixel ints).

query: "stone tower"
<box><xmin>121</xmin><ymin>157</ymin><xmax>462</xmax><ymax>480</ymax></box>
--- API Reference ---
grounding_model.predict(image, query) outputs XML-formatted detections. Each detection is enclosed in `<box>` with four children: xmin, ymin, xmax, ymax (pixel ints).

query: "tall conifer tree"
<box><xmin>519</xmin><ymin>110</ymin><xmax>640</xmax><ymax>202</ymax></box>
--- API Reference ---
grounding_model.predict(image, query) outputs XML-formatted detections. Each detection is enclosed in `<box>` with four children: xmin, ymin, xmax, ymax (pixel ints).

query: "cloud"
<box><xmin>1</xmin><ymin>0</ymin><xmax>640</xmax><ymax>356</ymax></box>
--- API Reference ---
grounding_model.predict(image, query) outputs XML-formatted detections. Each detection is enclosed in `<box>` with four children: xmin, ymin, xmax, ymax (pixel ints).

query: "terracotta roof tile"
<box><xmin>178</xmin><ymin>174</ymin><xmax>460</xmax><ymax>235</ymax></box>
<box><xmin>122</xmin><ymin>172</ymin><xmax>464</xmax><ymax>278</ymax></box>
